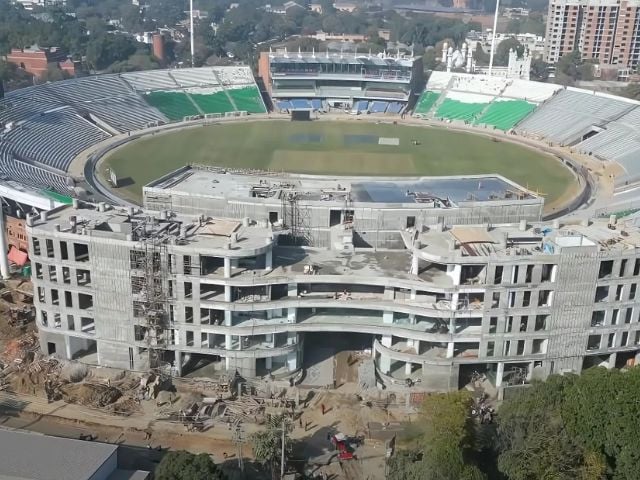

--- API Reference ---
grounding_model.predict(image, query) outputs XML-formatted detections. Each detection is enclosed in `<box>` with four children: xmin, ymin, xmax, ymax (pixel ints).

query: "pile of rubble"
<box><xmin>0</xmin><ymin>332</ymin><xmax>143</xmax><ymax>415</ymax></box>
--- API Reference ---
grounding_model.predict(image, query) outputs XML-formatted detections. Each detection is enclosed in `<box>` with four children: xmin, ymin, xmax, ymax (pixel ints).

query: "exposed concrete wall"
<box><xmin>547</xmin><ymin>245</ymin><xmax>600</xmax><ymax>374</ymax></box>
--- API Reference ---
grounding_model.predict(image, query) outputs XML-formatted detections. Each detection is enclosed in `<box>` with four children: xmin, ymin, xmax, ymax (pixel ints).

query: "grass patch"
<box><xmin>102</xmin><ymin>120</ymin><xmax>575</xmax><ymax>205</ymax></box>
<box><xmin>270</xmin><ymin>150</ymin><xmax>414</xmax><ymax>175</ymax></box>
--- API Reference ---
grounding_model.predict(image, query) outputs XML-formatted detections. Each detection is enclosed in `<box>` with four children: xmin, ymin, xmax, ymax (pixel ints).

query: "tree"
<box><xmin>38</xmin><ymin>65</ymin><xmax>71</xmax><ymax>83</ymax></box>
<box><xmin>85</xmin><ymin>33</ymin><xmax>137</xmax><ymax>71</ymax></box>
<box><xmin>622</xmin><ymin>82</ymin><xmax>640</xmax><ymax>100</ymax></box>
<box><xmin>507</xmin><ymin>19</ymin><xmax>522</xmax><ymax>34</ymax></box>
<box><xmin>530</xmin><ymin>57</ymin><xmax>549</xmax><ymax>81</ymax></box>
<box><xmin>107</xmin><ymin>53</ymin><xmax>160</xmax><ymax>73</ymax></box>
<box><xmin>423</xmin><ymin>48</ymin><xmax>439</xmax><ymax>70</ymax></box>
<box><xmin>155</xmin><ymin>451</ymin><xmax>227</xmax><ymax>480</ymax></box>
<box><xmin>251</xmin><ymin>414</ymin><xmax>292</xmax><ymax>480</ymax></box>
<box><xmin>556</xmin><ymin>50</ymin><xmax>582</xmax><ymax>84</ymax></box>
<box><xmin>562</xmin><ymin>367</ymin><xmax>640</xmax><ymax>479</ymax></box>
<box><xmin>147</xmin><ymin>0</ymin><xmax>187</xmax><ymax>27</ymax></box>
<box><xmin>388</xmin><ymin>450</ymin><xmax>426</xmax><ymax>480</ymax></box>
<box><xmin>497</xmin><ymin>375</ymin><xmax>590</xmax><ymax>480</ymax></box>
<box><xmin>495</xmin><ymin>38</ymin><xmax>523</xmax><ymax>66</ymax></box>
<box><xmin>0</xmin><ymin>59</ymin><xmax>32</xmax><ymax>91</ymax></box>
<box><xmin>389</xmin><ymin>392</ymin><xmax>486</xmax><ymax>480</ymax></box>
<box><xmin>473</xmin><ymin>45</ymin><xmax>490</xmax><ymax>65</ymax></box>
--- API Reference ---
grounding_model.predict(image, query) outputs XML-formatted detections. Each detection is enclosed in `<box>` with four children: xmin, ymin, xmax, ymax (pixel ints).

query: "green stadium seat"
<box><xmin>414</xmin><ymin>91</ymin><xmax>440</xmax><ymax>115</ymax></box>
<box><xmin>435</xmin><ymin>99</ymin><xmax>488</xmax><ymax>122</ymax></box>
<box><xmin>190</xmin><ymin>91</ymin><xmax>235</xmax><ymax>115</ymax></box>
<box><xmin>226</xmin><ymin>86</ymin><xmax>266</xmax><ymax>113</ymax></box>
<box><xmin>476</xmin><ymin>100</ymin><xmax>537</xmax><ymax>130</ymax></box>
<box><xmin>144</xmin><ymin>91</ymin><xmax>199</xmax><ymax>120</ymax></box>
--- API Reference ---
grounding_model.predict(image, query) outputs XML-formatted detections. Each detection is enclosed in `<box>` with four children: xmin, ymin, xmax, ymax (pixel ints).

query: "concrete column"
<box><xmin>404</xmin><ymin>361</ymin><xmax>412</xmax><ymax>376</ymax></box>
<box><xmin>447</xmin><ymin>264</ymin><xmax>461</xmax><ymax>285</ymax></box>
<box><xmin>224</xmin><ymin>285</ymin><xmax>232</xmax><ymax>302</ymax></box>
<box><xmin>287</xmin><ymin>307</ymin><xmax>297</xmax><ymax>323</ymax></box>
<box><xmin>265</xmin><ymin>356</ymin><xmax>273</xmax><ymax>370</ymax></box>
<box><xmin>451</xmin><ymin>292</ymin><xmax>459</xmax><ymax>311</ymax></box>
<box><xmin>192</xmin><ymin>279</ymin><xmax>200</xmax><ymax>303</ymax></box>
<box><xmin>224</xmin><ymin>257</ymin><xmax>231</xmax><ymax>278</ymax></box>
<box><xmin>379</xmin><ymin>353</ymin><xmax>391</xmax><ymax>374</ymax></box>
<box><xmin>411</xmin><ymin>254</ymin><xmax>419</xmax><ymax>275</ymax></box>
<box><xmin>265</xmin><ymin>250</ymin><xmax>273</xmax><ymax>272</ymax></box>
<box><xmin>607</xmin><ymin>353</ymin><xmax>617</xmax><ymax>369</ymax></box>
<box><xmin>288</xmin><ymin>283</ymin><xmax>297</xmax><ymax>297</ymax></box>
<box><xmin>446</xmin><ymin>342</ymin><xmax>454</xmax><ymax>358</ymax></box>
<box><xmin>64</xmin><ymin>336</ymin><xmax>71</xmax><ymax>360</ymax></box>
<box><xmin>175</xmin><ymin>351</ymin><xmax>183</xmax><ymax>376</ymax></box>
<box><xmin>526</xmin><ymin>361</ymin><xmax>534</xmax><ymax>381</ymax></box>
<box><xmin>287</xmin><ymin>350</ymin><xmax>297</xmax><ymax>371</ymax></box>
<box><xmin>224</xmin><ymin>310</ymin><xmax>232</xmax><ymax>326</ymax></box>
<box><xmin>383</xmin><ymin>311</ymin><xmax>393</xmax><ymax>324</ymax></box>
<box><xmin>0</xmin><ymin>213</ymin><xmax>12</xmax><ymax>279</ymax></box>
<box><xmin>496</xmin><ymin>362</ymin><xmax>505</xmax><ymax>388</ymax></box>
<box><xmin>410</xmin><ymin>289</ymin><xmax>416</xmax><ymax>300</ymax></box>
<box><xmin>381</xmin><ymin>335</ymin><xmax>392</xmax><ymax>347</ymax></box>
<box><xmin>225</xmin><ymin>334</ymin><xmax>232</xmax><ymax>350</ymax></box>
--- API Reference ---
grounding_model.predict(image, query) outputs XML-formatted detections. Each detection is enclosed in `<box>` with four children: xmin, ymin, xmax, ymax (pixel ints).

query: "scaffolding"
<box><xmin>281</xmin><ymin>191</ymin><xmax>312</xmax><ymax>246</ymax></box>
<box><xmin>130</xmin><ymin>220</ymin><xmax>172</xmax><ymax>375</ymax></box>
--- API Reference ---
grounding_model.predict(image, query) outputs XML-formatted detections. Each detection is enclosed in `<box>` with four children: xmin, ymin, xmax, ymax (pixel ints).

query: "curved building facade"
<box><xmin>26</xmin><ymin>173</ymin><xmax>640</xmax><ymax>391</ymax></box>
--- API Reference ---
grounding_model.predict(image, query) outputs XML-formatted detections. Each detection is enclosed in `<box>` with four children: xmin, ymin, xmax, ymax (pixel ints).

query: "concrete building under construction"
<box><xmin>26</xmin><ymin>172</ymin><xmax>640</xmax><ymax>391</ymax></box>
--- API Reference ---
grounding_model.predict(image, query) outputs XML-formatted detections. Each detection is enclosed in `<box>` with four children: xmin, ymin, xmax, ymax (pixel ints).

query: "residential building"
<box><xmin>7</xmin><ymin>45</ymin><xmax>75</xmax><ymax>79</ymax></box>
<box><xmin>12</xmin><ymin>0</ymin><xmax>65</xmax><ymax>10</ymax></box>
<box><xmin>544</xmin><ymin>0</ymin><xmax>640</xmax><ymax>72</ymax></box>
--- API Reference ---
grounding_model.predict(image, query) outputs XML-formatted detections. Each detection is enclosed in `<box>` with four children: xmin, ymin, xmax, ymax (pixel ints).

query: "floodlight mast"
<box><xmin>488</xmin><ymin>0</ymin><xmax>500</xmax><ymax>76</ymax></box>
<box><xmin>190</xmin><ymin>0</ymin><xmax>195</xmax><ymax>67</ymax></box>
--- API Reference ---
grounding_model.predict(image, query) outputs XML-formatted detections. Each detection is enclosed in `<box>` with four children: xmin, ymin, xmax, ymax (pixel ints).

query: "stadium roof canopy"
<box><xmin>270</xmin><ymin>52</ymin><xmax>415</xmax><ymax>68</ymax></box>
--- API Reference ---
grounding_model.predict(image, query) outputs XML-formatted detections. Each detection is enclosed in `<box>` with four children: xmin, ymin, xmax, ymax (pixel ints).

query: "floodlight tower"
<box><xmin>488</xmin><ymin>0</ymin><xmax>500</xmax><ymax>76</ymax></box>
<box><xmin>190</xmin><ymin>0</ymin><xmax>195</xmax><ymax>67</ymax></box>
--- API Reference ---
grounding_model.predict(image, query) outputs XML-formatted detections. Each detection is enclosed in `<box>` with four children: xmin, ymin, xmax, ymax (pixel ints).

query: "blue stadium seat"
<box><xmin>355</xmin><ymin>100</ymin><xmax>369</xmax><ymax>113</ymax></box>
<box><xmin>386</xmin><ymin>102</ymin><xmax>403</xmax><ymax>114</ymax></box>
<box><xmin>369</xmin><ymin>101</ymin><xmax>389</xmax><ymax>113</ymax></box>
<box><xmin>290</xmin><ymin>99</ymin><xmax>313</xmax><ymax>109</ymax></box>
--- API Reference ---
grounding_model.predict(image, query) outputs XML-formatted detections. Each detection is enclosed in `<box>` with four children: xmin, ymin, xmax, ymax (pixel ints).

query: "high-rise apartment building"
<box><xmin>544</xmin><ymin>0</ymin><xmax>640</xmax><ymax>71</ymax></box>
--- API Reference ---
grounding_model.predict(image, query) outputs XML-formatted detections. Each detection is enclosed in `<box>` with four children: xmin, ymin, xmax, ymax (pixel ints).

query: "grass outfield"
<box><xmin>271</xmin><ymin>150</ymin><xmax>414</xmax><ymax>174</ymax></box>
<box><xmin>101</xmin><ymin>121</ymin><xmax>576</xmax><ymax>205</ymax></box>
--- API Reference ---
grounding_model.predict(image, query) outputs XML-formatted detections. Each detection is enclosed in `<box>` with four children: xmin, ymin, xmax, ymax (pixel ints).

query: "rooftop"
<box><xmin>416</xmin><ymin>218</ymin><xmax>640</xmax><ymax>260</ymax></box>
<box><xmin>146</xmin><ymin>167</ymin><xmax>537</xmax><ymax>207</ymax></box>
<box><xmin>268</xmin><ymin>50</ymin><xmax>416</xmax><ymax>68</ymax></box>
<box><xmin>0</xmin><ymin>429</ymin><xmax>125</xmax><ymax>480</ymax></box>
<box><xmin>28</xmin><ymin>202</ymin><xmax>274</xmax><ymax>252</ymax></box>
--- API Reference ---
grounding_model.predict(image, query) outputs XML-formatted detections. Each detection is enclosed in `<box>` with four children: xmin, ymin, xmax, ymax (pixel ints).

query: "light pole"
<box><xmin>488</xmin><ymin>0</ymin><xmax>500</xmax><ymax>76</ymax></box>
<box><xmin>190</xmin><ymin>0</ymin><xmax>195</xmax><ymax>67</ymax></box>
<box><xmin>280</xmin><ymin>418</ymin><xmax>286</xmax><ymax>480</ymax></box>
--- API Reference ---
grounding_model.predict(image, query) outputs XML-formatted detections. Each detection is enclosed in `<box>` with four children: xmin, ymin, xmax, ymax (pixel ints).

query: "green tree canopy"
<box><xmin>85</xmin><ymin>33</ymin><xmax>137</xmax><ymax>70</ymax></box>
<box><xmin>622</xmin><ymin>82</ymin><xmax>640</xmax><ymax>100</ymax></box>
<box><xmin>251</xmin><ymin>414</ymin><xmax>292</xmax><ymax>479</ymax></box>
<box><xmin>155</xmin><ymin>451</ymin><xmax>227</xmax><ymax>480</ymax></box>
<box><xmin>389</xmin><ymin>391</ymin><xmax>486</xmax><ymax>480</ymax></box>
<box><xmin>495</xmin><ymin>38</ymin><xmax>523</xmax><ymax>66</ymax></box>
<box><xmin>497</xmin><ymin>367</ymin><xmax>640</xmax><ymax>480</ymax></box>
